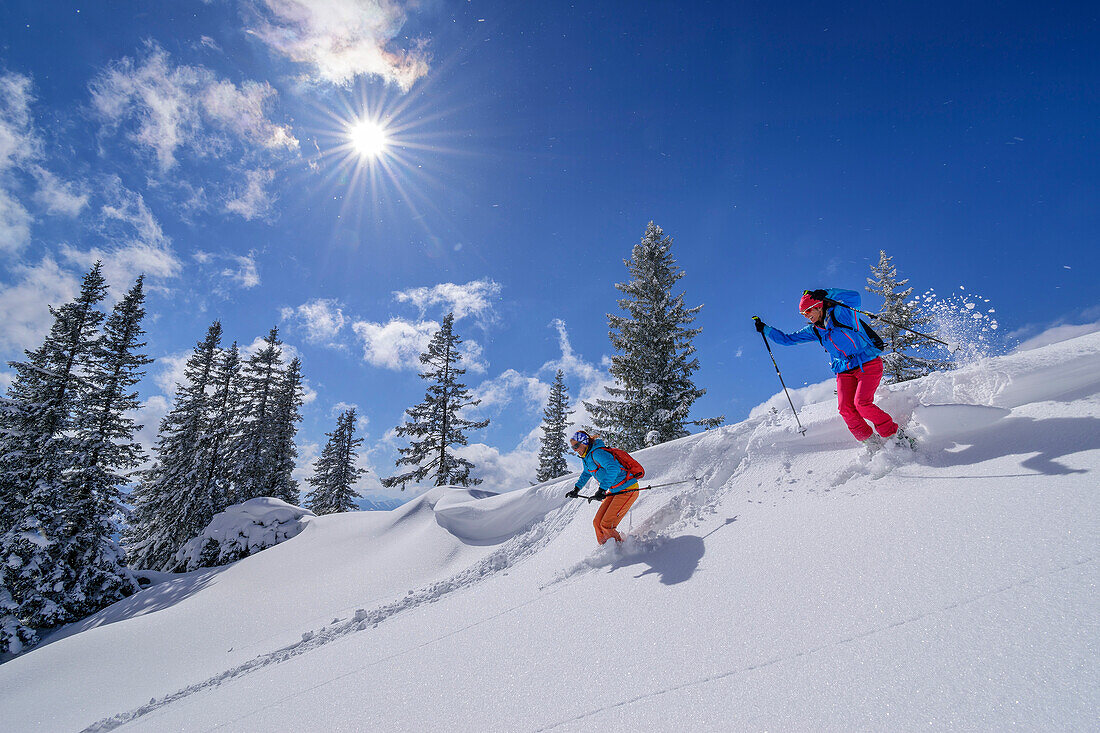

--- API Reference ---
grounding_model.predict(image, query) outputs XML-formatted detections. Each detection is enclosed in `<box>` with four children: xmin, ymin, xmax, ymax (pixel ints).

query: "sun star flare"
<box><xmin>348</xmin><ymin>118</ymin><xmax>390</xmax><ymax>159</ymax></box>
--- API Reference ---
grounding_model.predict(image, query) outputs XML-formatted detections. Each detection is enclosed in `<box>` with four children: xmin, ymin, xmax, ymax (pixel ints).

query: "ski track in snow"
<box><xmin>85</xmin><ymin>434</ymin><xmax>759</xmax><ymax>732</ymax></box>
<box><xmin>532</xmin><ymin>555</ymin><xmax>1096</xmax><ymax>732</ymax></box>
<box><xmin>82</xmin><ymin>495</ymin><xmax>583</xmax><ymax>732</ymax></box>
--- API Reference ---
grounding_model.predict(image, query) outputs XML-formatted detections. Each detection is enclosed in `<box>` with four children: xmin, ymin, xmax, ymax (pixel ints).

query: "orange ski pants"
<box><xmin>593</xmin><ymin>485</ymin><xmax>638</xmax><ymax>544</ymax></box>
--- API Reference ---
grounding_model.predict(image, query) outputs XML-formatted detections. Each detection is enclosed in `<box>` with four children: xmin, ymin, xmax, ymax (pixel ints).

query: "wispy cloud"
<box><xmin>91</xmin><ymin>42</ymin><xmax>298</xmax><ymax>172</ymax></box>
<box><xmin>225</xmin><ymin>168</ymin><xmax>276</xmax><ymax>221</ymax></box>
<box><xmin>0</xmin><ymin>71</ymin><xmax>39</xmax><ymax>255</ymax></box>
<box><xmin>247</xmin><ymin>0</ymin><xmax>431</xmax><ymax>90</ymax></box>
<box><xmin>58</xmin><ymin>178</ymin><xmax>183</xmax><ymax>298</ymax></box>
<box><xmin>221</xmin><ymin>251</ymin><xmax>260</xmax><ymax>289</ymax></box>
<box><xmin>0</xmin><ymin>188</ymin><xmax>32</xmax><ymax>255</ymax></box>
<box><xmin>31</xmin><ymin>168</ymin><xmax>89</xmax><ymax>217</ymax></box>
<box><xmin>0</xmin><ymin>71</ymin><xmax>90</xmax><ymax>255</ymax></box>
<box><xmin>192</xmin><ymin>249</ymin><xmax>261</xmax><ymax>293</ymax></box>
<box><xmin>393</xmin><ymin>278</ymin><xmax>502</xmax><ymax>326</ymax></box>
<box><xmin>89</xmin><ymin>43</ymin><xmax>297</xmax><ymax>220</ymax></box>
<box><xmin>0</xmin><ymin>72</ymin><xmax>40</xmax><ymax>170</ymax></box>
<box><xmin>281</xmin><ymin>298</ymin><xmax>348</xmax><ymax>346</ymax></box>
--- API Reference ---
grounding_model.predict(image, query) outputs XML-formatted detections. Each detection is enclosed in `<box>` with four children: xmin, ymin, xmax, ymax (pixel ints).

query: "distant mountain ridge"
<box><xmin>357</xmin><ymin>496</ymin><xmax>407</xmax><ymax>512</ymax></box>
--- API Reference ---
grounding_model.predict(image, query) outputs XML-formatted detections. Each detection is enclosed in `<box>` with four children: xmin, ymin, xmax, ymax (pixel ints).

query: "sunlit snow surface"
<box><xmin>2</xmin><ymin>332</ymin><xmax>1098</xmax><ymax>731</ymax></box>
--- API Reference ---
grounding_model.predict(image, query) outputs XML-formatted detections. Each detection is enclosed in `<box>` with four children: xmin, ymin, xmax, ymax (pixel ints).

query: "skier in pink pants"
<box><xmin>754</xmin><ymin>288</ymin><xmax>900</xmax><ymax>443</ymax></box>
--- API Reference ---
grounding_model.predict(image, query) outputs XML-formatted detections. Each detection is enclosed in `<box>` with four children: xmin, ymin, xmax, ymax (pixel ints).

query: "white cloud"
<box><xmin>466</xmin><ymin>319</ymin><xmax>614</xmax><ymax>438</ymax></box>
<box><xmin>90</xmin><ymin>43</ymin><xmax>298</xmax><ymax>173</ymax></box>
<box><xmin>0</xmin><ymin>255</ymin><xmax>79</xmax><ymax>352</ymax></box>
<box><xmin>394</xmin><ymin>278</ymin><xmax>502</xmax><ymax>325</ymax></box>
<box><xmin>131</xmin><ymin>395</ymin><xmax>171</xmax><ymax>470</ymax></box>
<box><xmin>31</xmin><ymin>168</ymin><xmax>89</xmax><ymax>216</ymax></box>
<box><xmin>330</xmin><ymin>400</ymin><xmax>358</xmax><ymax>417</ymax></box>
<box><xmin>221</xmin><ymin>250</ymin><xmax>260</xmax><ymax>289</ymax></box>
<box><xmin>247</xmin><ymin>0</ymin><xmax>431</xmax><ymax>90</ymax></box>
<box><xmin>293</xmin><ymin>440</ymin><xmax>321</xmax><ymax>485</ymax></box>
<box><xmin>0</xmin><ymin>72</ymin><xmax>39</xmax><ymax>255</ymax></box>
<box><xmin>0</xmin><ymin>187</ymin><xmax>32</xmax><ymax>254</ymax></box>
<box><xmin>540</xmin><ymin>319</ymin><xmax>615</xmax><ymax>432</ymax></box>
<box><xmin>472</xmin><ymin>368</ymin><xmax>549</xmax><ymax>416</ymax></box>
<box><xmin>153</xmin><ymin>351</ymin><xmax>192</xmax><ymax>395</ymax></box>
<box><xmin>224</xmin><ymin>168</ymin><xmax>276</xmax><ymax>220</ymax></box>
<box><xmin>281</xmin><ymin>298</ymin><xmax>347</xmax><ymax>345</ymax></box>
<box><xmin>350</xmin><ymin>315</ymin><xmax>488</xmax><ymax>373</ymax></box>
<box><xmin>0</xmin><ymin>72</ymin><xmax>39</xmax><ymax>171</ymax></box>
<box><xmin>452</xmin><ymin>442</ymin><xmax>542</xmax><ymax>492</ymax></box>
<box><xmin>351</xmin><ymin>317</ymin><xmax>437</xmax><ymax>370</ymax></box>
<box><xmin>241</xmin><ymin>333</ymin><xmax>303</xmax><ymax>364</ymax></box>
<box><xmin>0</xmin><ymin>72</ymin><xmax>89</xmax><ymax>254</ymax></box>
<box><xmin>192</xmin><ymin>249</ymin><xmax>261</xmax><ymax>293</ymax></box>
<box><xmin>58</xmin><ymin>179</ymin><xmax>182</xmax><ymax>297</ymax></box>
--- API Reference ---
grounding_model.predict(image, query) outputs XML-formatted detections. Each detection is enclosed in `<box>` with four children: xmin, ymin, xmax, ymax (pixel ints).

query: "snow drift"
<box><xmin>172</xmin><ymin>498</ymin><xmax>316</xmax><ymax>572</ymax></box>
<box><xmin>1</xmin><ymin>332</ymin><xmax>1097</xmax><ymax>731</ymax></box>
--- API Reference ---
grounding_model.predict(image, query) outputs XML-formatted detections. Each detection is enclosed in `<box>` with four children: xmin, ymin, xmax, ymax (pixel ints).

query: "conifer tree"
<box><xmin>198</xmin><ymin>341</ymin><xmax>243</xmax><ymax>515</ymax></box>
<box><xmin>63</xmin><ymin>276</ymin><xmax>150</xmax><ymax>616</ymax></box>
<box><xmin>305</xmin><ymin>409</ymin><xmax>366</xmax><ymax>515</ymax></box>
<box><xmin>124</xmin><ymin>323</ymin><xmax>223</xmax><ymax>571</ymax></box>
<box><xmin>0</xmin><ymin>264</ymin><xmax>108</xmax><ymax>651</ymax></box>
<box><xmin>233</xmin><ymin>327</ymin><xmax>285</xmax><ymax>503</ymax></box>
<box><xmin>382</xmin><ymin>314</ymin><xmax>490</xmax><ymax>490</ymax></box>
<box><xmin>263</xmin><ymin>356</ymin><xmax>304</xmax><ymax>505</ymax></box>
<box><xmin>585</xmin><ymin>222</ymin><xmax>706</xmax><ymax>450</ymax></box>
<box><xmin>866</xmin><ymin>250</ymin><xmax>950</xmax><ymax>383</ymax></box>
<box><xmin>535</xmin><ymin>370</ymin><xmax>573</xmax><ymax>483</ymax></box>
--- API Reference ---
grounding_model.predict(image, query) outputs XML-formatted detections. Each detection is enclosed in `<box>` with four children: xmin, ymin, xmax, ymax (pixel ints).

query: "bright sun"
<box><xmin>348</xmin><ymin>119</ymin><xmax>389</xmax><ymax>158</ymax></box>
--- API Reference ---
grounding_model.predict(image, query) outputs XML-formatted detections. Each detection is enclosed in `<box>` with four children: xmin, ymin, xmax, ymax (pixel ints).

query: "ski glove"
<box><xmin>565</xmin><ymin>487</ymin><xmax>580</xmax><ymax>499</ymax></box>
<box><xmin>754</xmin><ymin>317</ymin><xmax>767</xmax><ymax>333</ymax></box>
<box><xmin>588</xmin><ymin>488</ymin><xmax>608</xmax><ymax>503</ymax></box>
<box><xmin>808</xmin><ymin>289</ymin><xmax>829</xmax><ymax>302</ymax></box>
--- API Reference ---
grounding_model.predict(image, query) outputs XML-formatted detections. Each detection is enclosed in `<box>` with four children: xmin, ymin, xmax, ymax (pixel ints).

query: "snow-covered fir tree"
<box><xmin>197</xmin><ymin>341</ymin><xmax>243</xmax><ymax>517</ymax></box>
<box><xmin>381</xmin><ymin>314</ymin><xmax>490</xmax><ymax>490</ymax></box>
<box><xmin>124</xmin><ymin>323</ymin><xmax>224</xmax><ymax>571</ymax></box>
<box><xmin>0</xmin><ymin>264</ymin><xmax>108</xmax><ymax>652</ymax></box>
<box><xmin>304</xmin><ymin>409</ymin><xmax>366</xmax><ymax>515</ymax></box>
<box><xmin>866</xmin><ymin>250</ymin><xmax>951</xmax><ymax>383</ymax></box>
<box><xmin>535</xmin><ymin>370</ymin><xmax>573</xmax><ymax>482</ymax></box>
<box><xmin>233</xmin><ymin>327</ymin><xmax>286</xmax><ymax>503</ymax></box>
<box><xmin>261</xmin><ymin>356</ymin><xmax>304</xmax><ymax>505</ymax></box>
<box><xmin>585</xmin><ymin>222</ymin><xmax>707</xmax><ymax>450</ymax></box>
<box><xmin>62</xmin><ymin>276</ymin><xmax>149</xmax><ymax>618</ymax></box>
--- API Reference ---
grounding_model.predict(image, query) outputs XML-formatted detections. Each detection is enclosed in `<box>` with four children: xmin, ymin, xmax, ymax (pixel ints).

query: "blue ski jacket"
<box><xmin>574</xmin><ymin>438</ymin><xmax>636</xmax><ymax>494</ymax></box>
<box><xmin>763</xmin><ymin>288</ymin><xmax>882</xmax><ymax>374</ymax></box>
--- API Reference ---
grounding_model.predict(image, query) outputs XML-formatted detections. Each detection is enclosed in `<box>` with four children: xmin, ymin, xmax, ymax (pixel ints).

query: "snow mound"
<box><xmin>172</xmin><ymin>498</ymin><xmax>316</xmax><ymax>571</ymax></box>
<box><xmin>433</xmin><ymin>483</ymin><xmax>570</xmax><ymax>545</ymax></box>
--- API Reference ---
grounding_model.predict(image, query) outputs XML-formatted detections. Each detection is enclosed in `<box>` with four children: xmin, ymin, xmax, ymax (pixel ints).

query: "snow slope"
<box><xmin>2</xmin><ymin>333</ymin><xmax>1098</xmax><ymax>731</ymax></box>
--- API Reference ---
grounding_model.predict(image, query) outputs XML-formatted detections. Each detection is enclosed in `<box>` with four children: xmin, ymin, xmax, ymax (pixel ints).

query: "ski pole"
<box><xmin>752</xmin><ymin>316</ymin><xmax>806</xmax><ymax>436</ymax></box>
<box><xmin>808</xmin><ymin>292</ymin><xmax>951</xmax><ymax>347</ymax></box>
<box><xmin>570</xmin><ymin>478</ymin><xmax>696</xmax><ymax>501</ymax></box>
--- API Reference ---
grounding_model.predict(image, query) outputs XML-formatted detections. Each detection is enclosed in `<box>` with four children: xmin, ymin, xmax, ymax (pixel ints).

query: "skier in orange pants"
<box><xmin>564</xmin><ymin>431</ymin><xmax>642</xmax><ymax>544</ymax></box>
<box><xmin>591</xmin><ymin>490</ymin><xmax>638</xmax><ymax>544</ymax></box>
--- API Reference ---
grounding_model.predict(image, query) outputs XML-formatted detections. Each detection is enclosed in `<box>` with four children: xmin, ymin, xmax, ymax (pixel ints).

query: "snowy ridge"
<box><xmin>2</xmin><ymin>333</ymin><xmax>1098</xmax><ymax>731</ymax></box>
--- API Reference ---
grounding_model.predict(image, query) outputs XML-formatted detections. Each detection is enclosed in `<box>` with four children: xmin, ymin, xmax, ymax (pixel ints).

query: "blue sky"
<box><xmin>1</xmin><ymin>1</ymin><xmax>1097</xmax><ymax>500</ymax></box>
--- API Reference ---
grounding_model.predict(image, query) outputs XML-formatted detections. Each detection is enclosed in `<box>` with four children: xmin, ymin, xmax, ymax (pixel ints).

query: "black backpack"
<box><xmin>816</xmin><ymin>309</ymin><xmax>886</xmax><ymax>350</ymax></box>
